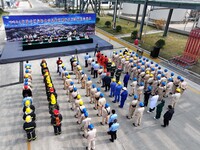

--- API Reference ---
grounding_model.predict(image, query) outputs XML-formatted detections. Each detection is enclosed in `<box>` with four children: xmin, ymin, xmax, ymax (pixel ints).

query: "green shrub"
<box><xmin>116</xmin><ymin>25</ymin><xmax>122</xmax><ymax>32</ymax></box>
<box><xmin>155</xmin><ymin>39</ymin><xmax>165</xmax><ymax>48</ymax></box>
<box><xmin>96</xmin><ymin>17</ymin><xmax>100</xmax><ymax>23</ymax></box>
<box><xmin>131</xmin><ymin>30</ymin><xmax>138</xmax><ymax>39</ymax></box>
<box><xmin>105</xmin><ymin>21</ymin><xmax>111</xmax><ymax>28</ymax></box>
<box><xmin>72</xmin><ymin>10</ymin><xmax>76</xmax><ymax>14</ymax></box>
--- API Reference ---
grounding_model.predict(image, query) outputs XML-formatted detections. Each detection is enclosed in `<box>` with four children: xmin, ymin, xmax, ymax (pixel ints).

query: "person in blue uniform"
<box><xmin>107</xmin><ymin>119</ymin><xmax>119</xmax><ymax>142</ymax></box>
<box><xmin>112</xmin><ymin>82</ymin><xmax>123</xmax><ymax>103</ymax></box>
<box><xmin>123</xmin><ymin>72</ymin><xmax>130</xmax><ymax>87</ymax></box>
<box><xmin>119</xmin><ymin>87</ymin><xmax>128</xmax><ymax>108</ymax></box>
<box><xmin>109</xmin><ymin>78</ymin><xmax>116</xmax><ymax>97</ymax></box>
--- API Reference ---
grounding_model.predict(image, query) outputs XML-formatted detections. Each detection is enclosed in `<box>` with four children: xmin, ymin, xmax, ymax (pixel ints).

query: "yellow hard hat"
<box><xmin>46</xmin><ymin>79</ymin><xmax>51</xmax><ymax>84</ymax></box>
<box><xmin>119</xmin><ymin>53</ymin><xmax>122</xmax><ymax>56</ymax></box>
<box><xmin>51</xmin><ymin>98</ymin><xmax>56</xmax><ymax>105</ymax></box>
<box><xmin>112</xmin><ymin>62</ymin><xmax>115</xmax><ymax>65</ymax></box>
<box><xmin>77</xmin><ymin>94</ymin><xmax>81</xmax><ymax>99</ymax></box>
<box><xmin>44</xmin><ymin>72</ymin><xmax>49</xmax><ymax>76</ymax></box>
<box><xmin>24</xmin><ymin>74</ymin><xmax>29</xmax><ymax>78</ymax></box>
<box><xmin>26</xmin><ymin>107</ymin><xmax>32</xmax><ymax>114</ymax></box>
<box><xmin>122</xmin><ymin>56</ymin><xmax>125</xmax><ymax>58</ymax></box>
<box><xmin>25</xmin><ymin>115</ymin><xmax>32</xmax><ymax>123</ymax></box>
<box><xmin>108</xmin><ymin>59</ymin><xmax>111</xmax><ymax>62</ymax></box>
<box><xmin>50</xmin><ymin>94</ymin><xmax>55</xmax><ymax>100</ymax></box>
<box><xmin>126</xmin><ymin>58</ymin><xmax>129</xmax><ymax>61</ymax></box>
<box><xmin>61</xmin><ymin>63</ymin><xmax>64</xmax><ymax>67</ymax></box>
<box><xmin>74</xmin><ymin>58</ymin><xmax>77</xmax><ymax>61</ymax></box>
<box><xmin>79</xmin><ymin>100</ymin><xmax>83</xmax><ymax>106</ymax></box>
<box><xmin>25</xmin><ymin>100</ymin><xmax>31</xmax><ymax>107</ymax></box>
<box><xmin>118</xmin><ymin>81</ymin><xmax>121</xmax><ymax>84</ymax></box>
<box><xmin>176</xmin><ymin>88</ymin><xmax>181</xmax><ymax>93</ymax></box>
<box><xmin>146</xmin><ymin>71</ymin><xmax>150</xmax><ymax>74</ymax></box>
<box><xmin>67</xmin><ymin>75</ymin><xmax>71</xmax><ymax>79</ymax></box>
<box><xmin>112</xmin><ymin>78</ymin><xmax>116</xmax><ymax>82</ymax></box>
<box><xmin>125</xmin><ymin>52</ymin><xmax>128</xmax><ymax>54</ymax></box>
<box><xmin>150</xmin><ymin>74</ymin><xmax>153</xmax><ymax>77</ymax></box>
<box><xmin>42</xmin><ymin>63</ymin><xmax>47</xmax><ymax>68</ymax></box>
<box><xmin>113</xmin><ymin>51</ymin><xmax>116</xmax><ymax>54</ymax></box>
<box><xmin>48</xmin><ymin>83</ymin><xmax>53</xmax><ymax>88</ymax></box>
<box><xmin>134</xmin><ymin>57</ymin><xmax>137</xmax><ymax>60</ymax></box>
<box><xmin>126</xmin><ymin>53</ymin><xmax>130</xmax><ymax>56</ymax></box>
<box><xmin>78</xmin><ymin>66</ymin><xmax>82</xmax><ymax>70</ymax></box>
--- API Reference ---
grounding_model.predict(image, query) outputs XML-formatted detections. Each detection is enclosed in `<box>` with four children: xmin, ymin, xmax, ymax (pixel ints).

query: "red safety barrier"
<box><xmin>171</xmin><ymin>28</ymin><xmax>200</xmax><ymax>67</ymax></box>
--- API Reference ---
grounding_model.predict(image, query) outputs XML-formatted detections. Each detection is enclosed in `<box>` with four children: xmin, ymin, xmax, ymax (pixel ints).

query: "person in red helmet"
<box><xmin>51</xmin><ymin>109</ymin><xmax>63</xmax><ymax>135</ymax></box>
<box><xmin>22</xmin><ymin>85</ymin><xmax>32</xmax><ymax>98</ymax></box>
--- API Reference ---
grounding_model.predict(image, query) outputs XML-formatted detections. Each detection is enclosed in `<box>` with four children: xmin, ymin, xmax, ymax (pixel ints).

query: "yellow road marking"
<box><xmin>27</xmin><ymin>142</ymin><xmax>31</xmax><ymax>150</ymax></box>
<box><xmin>96</xmin><ymin>28</ymin><xmax>161</xmax><ymax>63</ymax></box>
<box><xmin>187</xmin><ymin>85</ymin><xmax>200</xmax><ymax>95</ymax></box>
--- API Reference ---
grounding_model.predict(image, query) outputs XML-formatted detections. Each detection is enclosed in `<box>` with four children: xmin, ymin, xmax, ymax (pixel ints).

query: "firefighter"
<box><xmin>51</xmin><ymin>109</ymin><xmax>63</xmax><ymax>135</ymax></box>
<box><xmin>23</xmin><ymin>115</ymin><xmax>36</xmax><ymax>141</ymax></box>
<box><xmin>23</xmin><ymin>107</ymin><xmax>36</xmax><ymax>121</ymax></box>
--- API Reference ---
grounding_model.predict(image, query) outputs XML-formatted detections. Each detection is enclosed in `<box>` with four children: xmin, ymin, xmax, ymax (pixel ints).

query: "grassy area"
<box><xmin>96</xmin><ymin>15</ymin><xmax>154</xmax><ymax>35</ymax></box>
<box><xmin>122</xmin><ymin>32</ymin><xmax>188</xmax><ymax>60</ymax></box>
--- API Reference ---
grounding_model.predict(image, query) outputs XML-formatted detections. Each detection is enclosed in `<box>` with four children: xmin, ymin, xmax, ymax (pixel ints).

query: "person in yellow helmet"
<box><xmin>23</xmin><ymin>100</ymin><xmax>35</xmax><ymax>113</ymax></box>
<box><xmin>49</xmin><ymin>97</ymin><xmax>59</xmax><ymax>115</ymax></box>
<box><xmin>170</xmin><ymin>88</ymin><xmax>181</xmax><ymax>108</ymax></box>
<box><xmin>23</xmin><ymin>107</ymin><xmax>36</xmax><ymax>121</ymax></box>
<box><xmin>23</xmin><ymin>115</ymin><xmax>37</xmax><ymax>141</ymax></box>
<box><xmin>75</xmin><ymin>95</ymin><xmax>83</xmax><ymax>118</ymax></box>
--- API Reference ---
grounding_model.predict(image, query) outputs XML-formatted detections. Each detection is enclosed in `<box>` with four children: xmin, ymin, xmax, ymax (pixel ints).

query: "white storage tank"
<box><xmin>149</xmin><ymin>7</ymin><xmax>189</xmax><ymax>22</ymax></box>
<box><xmin>121</xmin><ymin>3</ymin><xmax>144</xmax><ymax>16</ymax></box>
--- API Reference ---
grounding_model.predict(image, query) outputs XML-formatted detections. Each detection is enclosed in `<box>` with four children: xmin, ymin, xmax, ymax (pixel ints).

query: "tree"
<box><xmin>131</xmin><ymin>30</ymin><xmax>138</xmax><ymax>39</ymax></box>
<box><xmin>116</xmin><ymin>25</ymin><xmax>122</xmax><ymax>32</ymax></box>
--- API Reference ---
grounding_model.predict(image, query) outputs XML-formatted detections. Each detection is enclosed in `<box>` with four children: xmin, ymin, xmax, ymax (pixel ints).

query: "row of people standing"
<box><xmin>40</xmin><ymin>59</ymin><xmax>63</xmax><ymax>135</ymax></box>
<box><xmin>22</xmin><ymin>62</ymin><xmax>37</xmax><ymax>142</ymax></box>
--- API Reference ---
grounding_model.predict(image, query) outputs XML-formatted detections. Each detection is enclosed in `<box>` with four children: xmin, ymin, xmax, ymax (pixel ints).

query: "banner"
<box><xmin>2</xmin><ymin>13</ymin><xmax>96</xmax><ymax>41</ymax></box>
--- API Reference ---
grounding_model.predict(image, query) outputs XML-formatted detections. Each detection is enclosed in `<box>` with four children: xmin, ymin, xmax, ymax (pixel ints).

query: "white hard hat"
<box><xmin>123</xmin><ymin>87</ymin><xmax>127</xmax><ymax>90</ymax></box>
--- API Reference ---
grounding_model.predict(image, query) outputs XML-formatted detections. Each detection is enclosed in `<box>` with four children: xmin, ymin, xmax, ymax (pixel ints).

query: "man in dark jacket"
<box><xmin>115</xmin><ymin>66</ymin><xmax>122</xmax><ymax>83</ymax></box>
<box><xmin>154</xmin><ymin>100</ymin><xmax>165</xmax><ymax>119</ymax></box>
<box><xmin>161</xmin><ymin>105</ymin><xmax>174</xmax><ymax>127</ymax></box>
<box><xmin>23</xmin><ymin>115</ymin><xmax>36</xmax><ymax>141</ymax></box>
<box><xmin>22</xmin><ymin>86</ymin><xmax>32</xmax><ymax>98</ymax></box>
<box><xmin>103</xmin><ymin>73</ymin><xmax>111</xmax><ymax>92</ymax></box>
<box><xmin>144</xmin><ymin>86</ymin><xmax>152</xmax><ymax>107</ymax></box>
<box><xmin>51</xmin><ymin>109</ymin><xmax>63</xmax><ymax>135</ymax></box>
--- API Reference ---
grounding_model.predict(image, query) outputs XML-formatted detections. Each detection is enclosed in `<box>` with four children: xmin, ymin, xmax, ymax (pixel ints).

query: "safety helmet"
<box><xmin>136</xmin><ymin>54</ymin><xmax>138</xmax><ymax>57</ymax></box>
<box><xmin>177</xmin><ymin>76</ymin><xmax>181</xmax><ymax>80</ymax></box>
<box><xmin>81</xmin><ymin>71</ymin><xmax>85</xmax><ymax>75</ymax></box>
<box><xmin>100</xmin><ymin>93</ymin><xmax>104</xmax><ymax>97</ymax></box>
<box><xmin>25</xmin><ymin>100</ymin><xmax>31</xmax><ymax>107</ymax></box>
<box><xmin>97</xmin><ymin>87</ymin><xmax>101</xmax><ymax>92</ymax></box>
<box><xmin>133</xmin><ymin>77</ymin><xmax>137</xmax><ymax>81</ymax></box>
<box><xmin>142</xmin><ymin>62</ymin><xmax>145</xmax><ymax>65</ymax></box>
<box><xmin>65</xmin><ymin>72</ymin><xmax>68</xmax><ymax>76</ymax></box>
<box><xmin>66</xmin><ymin>75</ymin><xmax>71</xmax><ymax>79</ymax></box>
<box><xmin>25</xmin><ymin>69</ymin><xmax>29</xmax><ymax>73</ymax></box>
<box><xmin>82</xmin><ymin>108</ymin><xmax>87</xmax><ymax>113</ymax></box>
<box><xmin>88</xmin><ymin>124</ymin><xmax>94</xmax><ymax>129</ymax></box>
<box><xmin>115</xmin><ymin>52</ymin><xmax>118</xmax><ymax>55</ymax></box>
<box><xmin>171</xmin><ymin>72</ymin><xmax>174</xmax><ymax>76</ymax></box>
<box><xmin>24</xmin><ymin>85</ymin><xmax>29</xmax><ymax>89</ymax></box>
<box><xmin>161</xmin><ymin>74</ymin><xmax>165</xmax><ymax>77</ymax></box>
<box><xmin>137</xmin><ymin>66</ymin><xmax>140</xmax><ymax>69</ymax></box>
<box><xmin>92</xmin><ymin>84</ymin><xmax>96</xmax><ymax>88</ymax></box>
<box><xmin>112</xmin><ymin>78</ymin><xmax>116</xmax><ymax>82</ymax></box>
<box><xmin>158</xmin><ymin>66</ymin><xmax>161</xmax><ymax>69</ymax></box>
<box><xmin>88</xmin><ymin>77</ymin><xmax>91</xmax><ymax>81</ymax></box>
<box><xmin>119</xmin><ymin>53</ymin><xmax>122</xmax><ymax>56</ymax></box>
<box><xmin>146</xmin><ymin>71</ymin><xmax>150</xmax><ymax>74</ymax></box>
<box><xmin>118</xmin><ymin>81</ymin><xmax>121</xmax><ymax>85</ymax></box>
<box><xmin>79</xmin><ymin>100</ymin><xmax>84</xmax><ymax>106</ymax></box>
<box><xmin>140</xmin><ymin>82</ymin><xmax>144</xmax><ymax>86</ymax></box>
<box><xmin>73</xmin><ymin>87</ymin><xmax>77</xmax><ymax>91</ymax></box>
<box><xmin>151</xmin><ymin>68</ymin><xmax>155</xmax><ymax>71</ymax></box>
<box><xmin>24</xmin><ymin>74</ymin><xmax>29</xmax><ymax>78</ymax></box>
<box><xmin>180</xmin><ymin>78</ymin><xmax>184</xmax><ymax>82</ymax></box>
<box><xmin>25</xmin><ymin>107</ymin><xmax>32</xmax><ymax>114</ymax></box>
<box><xmin>77</xmin><ymin>66</ymin><xmax>82</xmax><ymax>70</ymax></box>
<box><xmin>133</xmin><ymin>95</ymin><xmax>138</xmax><ymax>99</ymax></box>
<box><xmin>139</xmin><ymin>60</ymin><xmax>142</xmax><ymax>63</ymax></box>
<box><xmin>157</xmin><ymin>71</ymin><xmax>161</xmax><ymax>74</ymax></box>
<box><xmin>149</xmin><ymin>74</ymin><xmax>153</xmax><ymax>77</ymax></box>
<box><xmin>161</xmin><ymin>82</ymin><xmax>166</xmax><ymax>86</ymax></box>
<box><xmin>53</xmin><ymin>109</ymin><xmax>59</xmax><ymax>115</ymax></box>
<box><xmin>126</xmin><ymin>58</ymin><xmax>129</xmax><ymax>61</ymax></box>
<box><xmin>155</xmin><ymin>64</ymin><xmax>159</xmax><ymax>67</ymax></box>
<box><xmin>122</xmin><ymin>87</ymin><xmax>127</xmax><ymax>90</ymax></box>
<box><xmin>105</xmin><ymin>103</ymin><xmax>110</xmax><ymax>108</ymax></box>
<box><xmin>24</xmin><ymin>78</ymin><xmax>28</xmax><ymax>82</ymax></box>
<box><xmin>25</xmin><ymin>115</ymin><xmax>32</xmax><ymax>123</ymax></box>
<box><xmin>139</xmin><ymin>102</ymin><xmax>144</xmax><ymax>107</ymax></box>
<box><xmin>77</xmin><ymin>94</ymin><xmax>81</xmax><ymax>99</ymax></box>
<box><xmin>176</xmin><ymin>88</ymin><xmax>181</xmax><ymax>93</ymax></box>
<box><xmin>63</xmin><ymin>67</ymin><xmax>66</xmax><ymax>71</ymax></box>
<box><xmin>168</xmin><ymin>78</ymin><xmax>173</xmax><ymax>82</ymax></box>
<box><xmin>129</xmin><ymin>59</ymin><xmax>133</xmax><ymax>62</ymax></box>
<box><xmin>49</xmin><ymin>87</ymin><xmax>54</xmax><ymax>93</ymax></box>
<box><xmin>100</xmin><ymin>66</ymin><xmax>103</xmax><ymax>69</ymax></box>
<box><xmin>157</xmin><ymin>76</ymin><xmax>161</xmax><ymax>80</ymax></box>
<box><xmin>134</xmin><ymin>57</ymin><xmax>137</xmax><ymax>60</ymax></box>
<box><xmin>147</xmin><ymin>64</ymin><xmax>150</xmax><ymax>68</ymax></box>
<box><xmin>164</xmin><ymin>69</ymin><xmax>168</xmax><ymax>72</ymax></box>
<box><xmin>151</xmin><ymin>61</ymin><xmax>154</xmax><ymax>64</ymax></box>
<box><xmin>133</xmin><ymin>64</ymin><xmax>137</xmax><ymax>67</ymax></box>
<box><xmin>146</xmin><ymin>59</ymin><xmax>149</xmax><ymax>62</ymax></box>
<box><xmin>70</xmin><ymin>81</ymin><xmax>74</xmax><ymax>85</ymax></box>
<box><xmin>51</xmin><ymin>98</ymin><xmax>56</xmax><ymax>105</ymax></box>
<box><xmin>143</xmin><ymin>58</ymin><xmax>146</xmax><ymax>61</ymax></box>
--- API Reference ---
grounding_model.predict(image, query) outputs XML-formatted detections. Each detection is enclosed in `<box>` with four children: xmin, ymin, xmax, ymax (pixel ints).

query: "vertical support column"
<box><xmin>163</xmin><ymin>9</ymin><xmax>173</xmax><ymax>37</ymax></box>
<box><xmin>98</xmin><ymin>0</ymin><xmax>101</xmax><ymax>15</ymax></box>
<box><xmin>76</xmin><ymin>0</ymin><xmax>78</xmax><ymax>10</ymax></box>
<box><xmin>79</xmin><ymin>0</ymin><xmax>82</xmax><ymax>13</ymax></box>
<box><xmin>113</xmin><ymin>0</ymin><xmax>118</xmax><ymax>29</ymax></box>
<box><xmin>19</xmin><ymin>61</ymin><xmax>24</xmax><ymax>83</ymax></box>
<box><xmin>134</xmin><ymin>4</ymin><xmax>141</xmax><ymax>28</ymax></box>
<box><xmin>139</xmin><ymin>0</ymin><xmax>148</xmax><ymax>39</ymax></box>
<box><xmin>1</xmin><ymin>0</ymin><xmax>4</xmax><ymax>9</ymax></box>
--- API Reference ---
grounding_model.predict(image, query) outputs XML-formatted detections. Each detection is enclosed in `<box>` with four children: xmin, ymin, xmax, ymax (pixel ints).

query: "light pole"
<box><xmin>113</xmin><ymin>0</ymin><xmax>118</xmax><ymax>29</ymax></box>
